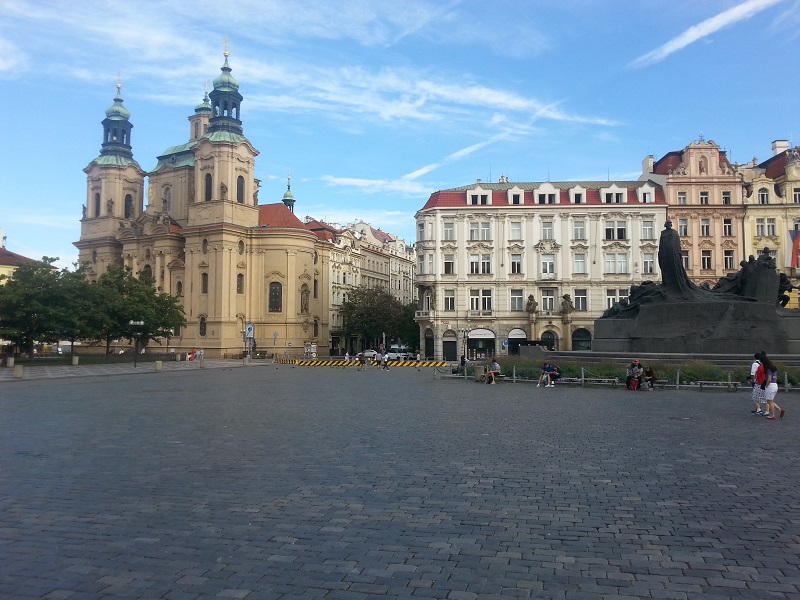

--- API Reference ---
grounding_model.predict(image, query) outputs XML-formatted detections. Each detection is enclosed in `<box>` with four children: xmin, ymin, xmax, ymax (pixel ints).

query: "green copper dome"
<box><xmin>105</xmin><ymin>86</ymin><xmax>130</xmax><ymax>120</ymax></box>
<box><xmin>195</xmin><ymin>91</ymin><xmax>212</xmax><ymax>114</ymax></box>
<box><xmin>213</xmin><ymin>54</ymin><xmax>239</xmax><ymax>92</ymax></box>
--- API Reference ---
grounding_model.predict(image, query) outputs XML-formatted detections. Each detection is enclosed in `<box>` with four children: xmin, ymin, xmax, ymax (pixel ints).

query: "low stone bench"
<box><xmin>697</xmin><ymin>380</ymin><xmax>739</xmax><ymax>392</ymax></box>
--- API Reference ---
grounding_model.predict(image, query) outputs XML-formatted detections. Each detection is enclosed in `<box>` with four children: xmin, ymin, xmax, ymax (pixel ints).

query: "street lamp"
<box><xmin>129</xmin><ymin>320</ymin><xmax>144</xmax><ymax>367</ymax></box>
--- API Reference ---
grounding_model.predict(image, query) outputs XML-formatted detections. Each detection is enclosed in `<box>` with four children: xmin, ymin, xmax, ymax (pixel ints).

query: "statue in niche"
<box><xmin>220</xmin><ymin>182</ymin><xmax>228</xmax><ymax>200</ymax></box>
<box><xmin>81</xmin><ymin>204</ymin><xmax>87</xmax><ymax>219</ymax></box>
<box><xmin>147</xmin><ymin>185</ymin><xmax>154</xmax><ymax>208</ymax></box>
<box><xmin>300</xmin><ymin>287</ymin><xmax>310</xmax><ymax>314</ymax></box>
<box><xmin>525</xmin><ymin>295</ymin><xmax>538</xmax><ymax>313</ymax></box>
<box><xmin>107</xmin><ymin>198</ymin><xmax>114</xmax><ymax>214</ymax></box>
<box><xmin>561</xmin><ymin>294</ymin><xmax>574</xmax><ymax>314</ymax></box>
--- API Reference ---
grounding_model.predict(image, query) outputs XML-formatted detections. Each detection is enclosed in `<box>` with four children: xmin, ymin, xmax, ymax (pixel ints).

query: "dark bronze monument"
<box><xmin>593</xmin><ymin>221</ymin><xmax>798</xmax><ymax>353</ymax></box>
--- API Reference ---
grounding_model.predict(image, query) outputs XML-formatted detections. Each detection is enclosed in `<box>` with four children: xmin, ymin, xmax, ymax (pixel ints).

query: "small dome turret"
<box><xmin>105</xmin><ymin>84</ymin><xmax>131</xmax><ymax>120</ymax></box>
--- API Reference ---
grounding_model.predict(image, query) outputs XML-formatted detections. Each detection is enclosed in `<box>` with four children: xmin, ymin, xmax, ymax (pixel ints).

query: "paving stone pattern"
<box><xmin>1</xmin><ymin>365</ymin><xmax>799</xmax><ymax>599</ymax></box>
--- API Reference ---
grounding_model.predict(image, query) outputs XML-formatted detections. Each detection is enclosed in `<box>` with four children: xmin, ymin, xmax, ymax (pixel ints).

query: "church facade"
<box><xmin>75</xmin><ymin>53</ymin><xmax>329</xmax><ymax>358</ymax></box>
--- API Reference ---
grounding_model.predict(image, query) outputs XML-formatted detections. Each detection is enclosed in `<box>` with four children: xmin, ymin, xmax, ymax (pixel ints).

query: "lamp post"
<box><xmin>129</xmin><ymin>320</ymin><xmax>144</xmax><ymax>367</ymax></box>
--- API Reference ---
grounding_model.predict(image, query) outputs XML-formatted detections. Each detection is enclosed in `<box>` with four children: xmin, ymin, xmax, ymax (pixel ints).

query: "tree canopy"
<box><xmin>340</xmin><ymin>285</ymin><xmax>418</xmax><ymax>349</ymax></box>
<box><xmin>0</xmin><ymin>259</ymin><xmax>186</xmax><ymax>358</ymax></box>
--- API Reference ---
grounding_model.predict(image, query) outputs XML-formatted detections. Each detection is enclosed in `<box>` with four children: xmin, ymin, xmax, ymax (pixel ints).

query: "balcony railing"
<box><xmin>538</xmin><ymin>309</ymin><xmax>560</xmax><ymax>317</ymax></box>
<box><xmin>415</xmin><ymin>310</ymin><xmax>434</xmax><ymax>319</ymax></box>
<box><xmin>468</xmin><ymin>310</ymin><xmax>493</xmax><ymax>318</ymax></box>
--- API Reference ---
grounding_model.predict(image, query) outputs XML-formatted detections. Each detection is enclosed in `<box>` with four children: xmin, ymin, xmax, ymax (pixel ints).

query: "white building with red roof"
<box><xmin>414</xmin><ymin>178</ymin><xmax>667</xmax><ymax>358</ymax></box>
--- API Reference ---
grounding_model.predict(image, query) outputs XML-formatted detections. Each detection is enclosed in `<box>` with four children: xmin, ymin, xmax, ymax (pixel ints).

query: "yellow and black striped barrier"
<box><xmin>276</xmin><ymin>358</ymin><xmax>448</xmax><ymax>367</ymax></box>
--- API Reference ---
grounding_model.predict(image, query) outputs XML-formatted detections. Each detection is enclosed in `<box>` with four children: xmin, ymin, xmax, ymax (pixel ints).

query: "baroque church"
<box><xmin>75</xmin><ymin>52</ymin><xmax>329</xmax><ymax>358</ymax></box>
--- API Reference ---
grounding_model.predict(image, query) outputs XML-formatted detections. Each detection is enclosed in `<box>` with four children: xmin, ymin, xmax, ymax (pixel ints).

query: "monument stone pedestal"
<box><xmin>594</xmin><ymin>301</ymin><xmax>800</xmax><ymax>354</ymax></box>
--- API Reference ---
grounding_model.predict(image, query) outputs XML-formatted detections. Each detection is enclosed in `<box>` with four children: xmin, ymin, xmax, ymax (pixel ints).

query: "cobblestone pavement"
<box><xmin>1</xmin><ymin>365</ymin><xmax>799</xmax><ymax>599</ymax></box>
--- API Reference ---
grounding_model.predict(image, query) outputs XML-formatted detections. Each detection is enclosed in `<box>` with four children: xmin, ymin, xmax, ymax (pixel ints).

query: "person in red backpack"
<box><xmin>759</xmin><ymin>355</ymin><xmax>784</xmax><ymax>420</ymax></box>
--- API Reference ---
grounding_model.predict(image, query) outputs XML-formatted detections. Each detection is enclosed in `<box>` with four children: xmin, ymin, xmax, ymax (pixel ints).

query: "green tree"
<box><xmin>94</xmin><ymin>266</ymin><xmax>186</xmax><ymax>354</ymax></box>
<box><xmin>340</xmin><ymin>286</ymin><xmax>419</xmax><ymax>349</ymax></box>
<box><xmin>397</xmin><ymin>301</ymin><xmax>420</xmax><ymax>350</ymax></box>
<box><xmin>0</xmin><ymin>258</ymin><xmax>61</xmax><ymax>359</ymax></box>
<box><xmin>53</xmin><ymin>264</ymin><xmax>101</xmax><ymax>355</ymax></box>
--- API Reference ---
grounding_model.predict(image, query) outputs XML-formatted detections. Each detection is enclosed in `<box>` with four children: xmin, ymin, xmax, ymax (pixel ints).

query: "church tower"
<box><xmin>75</xmin><ymin>83</ymin><xmax>145</xmax><ymax>278</ymax></box>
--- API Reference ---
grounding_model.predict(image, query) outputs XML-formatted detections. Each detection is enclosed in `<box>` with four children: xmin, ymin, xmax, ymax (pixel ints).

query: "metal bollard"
<box><xmin>13</xmin><ymin>365</ymin><xmax>23</xmax><ymax>379</ymax></box>
<box><xmin>154</xmin><ymin>361</ymin><xmax>163</xmax><ymax>372</ymax></box>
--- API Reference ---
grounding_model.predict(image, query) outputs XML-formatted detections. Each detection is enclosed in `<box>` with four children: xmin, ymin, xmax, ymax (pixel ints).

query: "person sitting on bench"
<box><xmin>486</xmin><ymin>360</ymin><xmax>501</xmax><ymax>384</ymax></box>
<box><xmin>626</xmin><ymin>360</ymin><xmax>643</xmax><ymax>390</ymax></box>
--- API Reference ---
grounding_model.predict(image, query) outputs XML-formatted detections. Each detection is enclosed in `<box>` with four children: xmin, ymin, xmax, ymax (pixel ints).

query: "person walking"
<box><xmin>750</xmin><ymin>352</ymin><xmax>766</xmax><ymax>415</ymax></box>
<box><xmin>761</xmin><ymin>355</ymin><xmax>784</xmax><ymax>420</ymax></box>
<box><xmin>382</xmin><ymin>351</ymin><xmax>390</xmax><ymax>371</ymax></box>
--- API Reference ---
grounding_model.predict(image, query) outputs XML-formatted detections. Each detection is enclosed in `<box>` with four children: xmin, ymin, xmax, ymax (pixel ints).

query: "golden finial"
<box><xmin>116</xmin><ymin>70</ymin><xmax>122</xmax><ymax>92</ymax></box>
<box><xmin>287</xmin><ymin>169</ymin><xmax>292</xmax><ymax>189</ymax></box>
<box><xmin>224</xmin><ymin>35</ymin><xmax>229</xmax><ymax>57</ymax></box>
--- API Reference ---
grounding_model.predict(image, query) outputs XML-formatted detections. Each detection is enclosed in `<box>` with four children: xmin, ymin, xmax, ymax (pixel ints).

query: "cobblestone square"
<box><xmin>1</xmin><ymin>363</ymin><xmax>799</xmax><ymax>599</ymax></box>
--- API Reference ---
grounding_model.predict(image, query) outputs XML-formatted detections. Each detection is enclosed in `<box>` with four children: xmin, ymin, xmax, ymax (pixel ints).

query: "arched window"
<box><xmin>269</xmin><ymin>282</ymin><xmax>282</xmax><ymax>312</ymax></box>
<box><xmin>141</xmin><ymin>264</ymin><xmax>153</xmax><ymax>283</ymax></box>
<box><xmin>314</xmin><ymin>319</ymin><xmax>319</xmax><ymax>337</ymax></box>
<box><xmin>236</xmin><ymin>176</ymin><xmax>245</xmax><ymax>203</ymax></box>
<box><xmin>124</xmin><ymin>194</ymin><xmax>134</xmax><ymax>218</ymax></box>
<box><xmin>236</xmin><ymin>273</ymin><xmax>244</xmax><ymax>294</ymax></box>
<box><xmin>94</xmin><ymin>193</ymin><xmax>101</xmax><ymax>217</ymax></box>
<box><xmin>758</xmin><ymin>188</ymin><xmax>769</xmax><ymax>205</ymax></box>
<box><xmin>165</xmin><ymin>187</ymin><xmax>171</xmax><ymax>211</ymax></box>
<box><xmin>199</xmin><ymin>316</ymin><xmax>207</xmax><ymax>337</ymax></box>
<box><xmin>193</xmin><ymin>122</ymin><xmax>199</xmax><ymax>138</ymax></box>
<box><xmin>176</xmin><ymin>281</ymin><xmax>183</xmax><ymax>296</ymax></box>
<box><xmin>313</xmin><ymin>277</ymin><xmax>318</xmax><ymax>298</ymax></box>
<box><xmin>92</xmin><ymin>251</ymin><xmax>97</xmax><ymax>263</ymax></box>
<box><xmin>201</xmin><ymin>272</ymin><xmax>209</xmax><ymax>294</ymax></box>
<box><xmin>232</xmin><ymin>104</ymin><xmax>238</xmax><ymax>119</ymax></box>
<box><xmin>202</xmin><ymin>239</ymin><xmax>208</xmax><ymax>254</ymax></box>
<box><xmin>237</xmin><ymin>240</ymin><xmax>245</xmax><ymax>255</ymax></box>
<box><xmin>205</xmin><ymin>174</ymin><xmax>213</xmax><ymax>202</ymax></box>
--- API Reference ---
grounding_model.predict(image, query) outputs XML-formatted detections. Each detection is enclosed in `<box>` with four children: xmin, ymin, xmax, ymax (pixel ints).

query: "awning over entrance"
<box><xmin>468</xmin><ymin>328</ymin><xmax>495</xmax><ymax>339</ymax></box>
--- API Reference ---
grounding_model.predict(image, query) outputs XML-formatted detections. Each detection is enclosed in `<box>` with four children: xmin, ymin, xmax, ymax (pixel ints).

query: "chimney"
<box><xmin>642</xmin><ymin>155</ymin><xmax>654</xmax><ymax>175</ymax></box>
<box><xmin>772</xmin><ymin>140</ymin><xmax>789</xmax><ymax>156</ymax></box>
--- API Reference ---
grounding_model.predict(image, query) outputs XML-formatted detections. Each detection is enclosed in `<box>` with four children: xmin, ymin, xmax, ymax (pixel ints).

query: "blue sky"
<box><xmin>1</xmin><ymin>0</ymin><xmax>798</xmax><ymax>269</ymax></box>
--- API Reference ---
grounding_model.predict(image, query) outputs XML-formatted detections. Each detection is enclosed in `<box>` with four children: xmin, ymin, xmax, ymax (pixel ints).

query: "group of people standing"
<box><xmin>750</xmin><ymin>351</ymin><xmax>784</xmax><ymax>419</ymax></box>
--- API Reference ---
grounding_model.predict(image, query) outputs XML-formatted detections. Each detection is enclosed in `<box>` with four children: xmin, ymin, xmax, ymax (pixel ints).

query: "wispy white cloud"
<box><xmin>628</xmin><ymin>0</ymin><xmax>787</xmax><ymax>68</ymax></box>
<box><xmin>0</xmin><ymin>37</ymin><xmax>30</xmax><ymax>74</ymax></box>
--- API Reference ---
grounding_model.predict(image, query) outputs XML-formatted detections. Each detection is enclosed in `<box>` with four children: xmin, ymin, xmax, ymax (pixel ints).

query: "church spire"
<box><xmin>100</xmin><ymin>80</ymin><xmax>134</xmax><ymax>159</ymax></box>
<box><xmin>282</xmin><ymin>171</ymin><xmax>295</xmax><ymax>212</ymax></box>
<box><xmin>207</xmin><ymin>47</ymin><xmax>243</xmax><ymax>136</ymax></box>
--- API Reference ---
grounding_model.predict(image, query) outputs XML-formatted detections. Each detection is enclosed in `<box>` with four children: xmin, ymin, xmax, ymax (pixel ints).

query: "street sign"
<box><xmin>245</xmin><ymin>323</ymin><xmax>255</xmax><ymax>338</ymax></box>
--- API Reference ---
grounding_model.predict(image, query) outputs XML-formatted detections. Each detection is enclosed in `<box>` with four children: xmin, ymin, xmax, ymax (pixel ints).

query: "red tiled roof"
<box><xmin>304</xmin><ymin>219</ymin><xmax>340</xmax><ymax>242</ymax></box>
<box><xmin>419</xmin><ymin>181</ymin><xmax>666</xmax><ymax>210</ymax></box>
<box><xmin>652</xmin><ymin>151</ymin><xmax>683</xmax><ymax>175</ymax></box>
<box><xmin>0</xmin><ymin>247</ymin><xmax>39</xmax><ymax>267</ymax></box>
<box><xmin>759</xmin><ymin>151</ymin><xmax>789</xmax><ymax>179</ymax></box>
<box><xmin>258</xmin><ymin>203</ymin><xmax>309</xmax><ymax>229</ymax></box>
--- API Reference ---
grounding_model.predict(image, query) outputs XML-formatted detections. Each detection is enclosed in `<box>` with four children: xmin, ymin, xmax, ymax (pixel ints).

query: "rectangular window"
<box><xmin>480</xmin><ymin>222</ymin><xmax>491</xmax><ymax>240</ymax></box>
<box><xmin>700</xmin><ymin>192</ymin><xmax>709</xmax><ymax>205</ymax></box>
<box><xmin>723</xmin><ymin>218</ymin><xmax>733</xmax><ymax>236</ymax></box>
<box><xmin>605</xmin><ymin>193</ymin><xmax>613</xmax><ymax>204</ymax></box>
<box><xmin>236</xmin><ymin>273</ymin><xmax>245</xmax><ymax>294</ymax></box>
<box><xmin>469</xmin><ymin>222</ymin><xmax>479</xmax><ymax>240</ymax></box>
<box><xmin>427</xmin><ymin>254</ymin><xmax>433</xmax><ymax>275</ymax></box>
<box><xmin>616</xmin><ymin>192</ymin><xmax>624</xmax><ymax>203</ymax></box>
<box><xmin>701</xmin><ymin>250</ymin><xmax>712</xmax><ymax>270</ymax></box>
<box><xmin>643</xmin><ymin>253</ymin><xmax>655</xmax><ymax>275</ymax></box>
<box><xmin>701</xmin><ymin>219</ymin><xmax>710</xmax><ymax>236</ymax></box>
<box><xmin>724</xmin><ymin>250</ymin><xmax>735</xmax><ymax>270</ymax></box>
<box><xmin>444</xmin><ymin>289</ymin><xmax>455</xmax><ymax>311</ymax></box>
<box><xmin>794</xmin><ymin>188</ymin><xmax>800</xmax><ymax>204</ymax></box>
<box><xmin>548</xmin><ymin>193</ymin><xmax>556</xmax><ymax>204</ymax></box>
<box><xmin>681</xmin><ymin>251</ymin><xmax>689</xmax><ymax>269</ymax></box>
<box><xmin>541</xmin><ymin>254</ymin><xmax>555</xmax><ymax>277</ymax></box>
<box><xmin>542</xmin><ymin>289</ymin><xmax>555</xmax><ymax>310</ymax></box>
<box><xmin>574</xmin><ymin>289</ymin><xmax>587</xmax><ymax>311</ymax></box>
<box><xmin>469</xmin><ymin>289</ymin><xmax>480</xmax><ymax>311</ymax></box>
<box><xmin>642</xmin><ymin>220</ymin><xmax>654</xmax><ymax>240</ymax></box>
<box><xmin>481</xmin><ymin>289</ymin><xmax>492</xmax><ymax>311</ymax></box>
<box><xmin>417</xmin><ymin>222</ymin><xmax>425</xmax><ymax>241</ymax></box>
<box><xmin>443</xmin><ymin>222</ymin><xmax>455</xmax><ymax>240</ymax></box>
<box><xmin>606</xmin><ymin>289</ymin><xmax>627</xmax><ymax>309</ymax></box>
<box><xmin>574</xmin><ymin>253</ymin><xmax>586</xmax><ymax>274</ymax></box>
<box><xmin>541</xmin><ymin>221</ymin><xmax>554</xmax><ymax>240</ymax></box>
<box><xmin>512</xmin><ymin>193</ymin><xmax>521</xmax><ymax>205</ymax></box>
<box><xmin>604</xmin><ymin>221</ymin><xmax>626</xmax><ymax>240</ymax></box>
<box><xmin>677</xmin><ymin>191</ymin><xmax>687</xmax><ymax>205</ymax></box>
<box><xmin>678</xmin><ymin>219</ymin><xmax>689</xmax><ymax>236</ymax></box>
<box><xmin>756</xmin><ymin>218</ymin><xmax>765</xmax><ymax>237</ymax></box>
<box><xmin>469</xmin><ymin>254</ymin><xmax>480</xmax><ymax>274</ymax></box>
<box><xmin>767</xmin><ymin>218</ymin><xmax>776</xmax><ymax>236</ymax></box>
<box><xmin>574</xmin><ymin>193</ymin><xmax>583</xmax><ymax>204</ymax></box>
<box><xmin>722</xmin><ymin>191</ymin><xmax>732</xmax><ymax>205</ymax></box>
<box><xmin>605</xmin><ymin>253</ymin><xmax>628</xmax><ymax>274</ymax></box>
<box><xmin>470</xmin><ymin>194</ymin><xmax>479</xmax><ymax>205</ymax></box>
<box><xmin>538</xmin><ymin>194</ymin><xmax>547</xmax><ymax>205</ymax></box>
<box><xmin>417</xmin><ymin>255</ymin><xmax>425</xmax><ymax>275</ymax></box>
<box><xmin>510</xmin><ymin>289</ymin><xmax>523</xmax><ymax>311</ymax></box>
<box><xmin>510</xmin><ymin>221</ymin><xmax>522</xmax><ymax>240</ymax></box>
<box><xmin>443</xmin><ymin>254</ymin><xmax>455</xmax><ymax>275</ymax></box>
<box><xmin>480</xmin><ymin>254</ymin><xmax>491</xmax><ymax>274</ymax></box>
<box><xmin>573</xmin><ymin>220</ymin><xmax>585</xmax><ymax>240</ymax></box>
<box><xmin>510</xmin><ymin>253</ymin><xmax>522</xmax><ymax>274</ymax></box>
<box><xmin>480</xmin><ymin>194</ymin><xmax>488</xmax><ymax>205</ymax></box>
<box><xmin>642</xmin><ymin>191</ymin><xmax>652</xmax><ymax>203</ymax></box>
